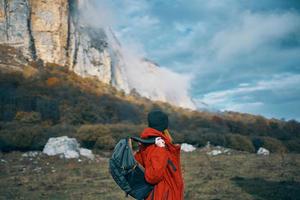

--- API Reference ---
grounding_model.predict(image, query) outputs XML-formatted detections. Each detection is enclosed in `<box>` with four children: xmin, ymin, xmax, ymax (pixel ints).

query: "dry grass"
<box><xmin>0</xmin><ymin>151</ymin><xmax>299</xmax><ymax>200</ymax></box>
<box><xmin>183</xmin><ymin>151</ymin><xmax>300</xmax><ymax>200</ymax></box>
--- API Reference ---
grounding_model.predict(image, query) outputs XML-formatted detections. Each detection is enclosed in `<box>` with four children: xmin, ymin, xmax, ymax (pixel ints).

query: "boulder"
<box><xmin>43</xmin><ymin>136</ymin><xmax>95</xmax><ymax>160</ymax></box>
<box><xmin>79</xmin><ymin>148</ymin><xmax>95</xmax><ymax>160</ymax></box>
<box><xmin>181</xmin><ymin>143</ymin><xmax>196</xmax><ymax>152</ymax></box>
<box><xmin>43</xmin><ymin>136</ymin><xmax>80</xmax><ymax>159</ymax></box>
<box><xmin>257</xmin><ymin>147</ymin><xmax>270</xmax><ymax>155</ymax></box>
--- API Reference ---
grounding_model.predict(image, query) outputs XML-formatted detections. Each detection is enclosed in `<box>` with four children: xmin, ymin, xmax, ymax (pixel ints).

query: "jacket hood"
<box><xmin>141</xmin><ymin>127</ymin><xmax>169</xmax><ymax>141</ymax></box>
<box><xmin>140</xmin><ymin>128</ymin><xmax>180</xmax><ymax>152</ymax></box>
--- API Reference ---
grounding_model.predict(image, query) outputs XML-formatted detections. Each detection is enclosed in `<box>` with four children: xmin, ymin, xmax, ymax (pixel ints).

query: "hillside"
<box><xmin>0</xmin><ymin>45</ymin><xmax>299</xmax><ymax>153</ymax></box>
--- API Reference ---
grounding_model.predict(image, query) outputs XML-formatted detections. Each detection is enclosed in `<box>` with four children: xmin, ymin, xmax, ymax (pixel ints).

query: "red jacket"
<box><xmin>134</xmin><ymin>128</ymin><xmax>184</xmax><ymax>200</ymax></box>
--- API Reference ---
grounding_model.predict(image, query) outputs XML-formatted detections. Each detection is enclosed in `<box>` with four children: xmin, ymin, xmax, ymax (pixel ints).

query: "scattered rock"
<box><xmin>206</xmin><ymin>146</ymin><xmax>233</xmax><ymax>156</ymax></box>
<box><xmin>257</xmin><ymin>147</ymin><xmax>270</xmax><ymax>155</ymax></box>
<box><xmin>33</xmin><ymin>167</ymin><xmax>42</xmax><ymax>172</ymax></box>
<box><xmin>207</xmin><ymin>150</ymin><xmax>223</xmax><ymax>156</ymax></box>
<box><xmin>79</xmin><ymin>148</ymin><xmax>95</xmax><ymax>160</ymax></box>
<box><xmin>0</xmin><ymin>159</ymin><xmax>7</xmax><ymax>163</ymax></box>
<box><xmin>22</xmin><ymin>151</ymin><xmax>41</xmax><ymax>158</ymax></box>
<box><xmin>181</xmin><ymin>143</ymin><xmax>196</xmax><ymax>152</ymax></box>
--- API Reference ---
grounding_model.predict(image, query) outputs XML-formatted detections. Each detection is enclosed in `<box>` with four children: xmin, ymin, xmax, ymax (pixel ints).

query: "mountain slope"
<box><xmin>0</xmin><ymin>47</ymin><xmax>299</xmax><ymax>153</ymax></box>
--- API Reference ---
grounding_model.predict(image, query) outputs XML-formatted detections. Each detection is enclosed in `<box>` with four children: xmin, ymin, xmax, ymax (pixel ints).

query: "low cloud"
<box><xmin>125</xmin><ymin>57</ymin><xmax>195</xmax><ymax>109</ymax></box>
<box><xmin>78</xmin><ymin>0</ymin><xmax>115</xmax><ymax>28</ymax></box>
<box><xmin>197</xmin><ymin>73</ymin><xmax>300</xmax><ymax>118</ymax></box>
<box><xmin>78</xmin><ymin>0</ymin><xmax>195</xmax><ymax>109</ymax></box>
<box><xmin>210</xmin><ymin>11</ymin><xmax>300</xmax><ymax>61</ymax></box>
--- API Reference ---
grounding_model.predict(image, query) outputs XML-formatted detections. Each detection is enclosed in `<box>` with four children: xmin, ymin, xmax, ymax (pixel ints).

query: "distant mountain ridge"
<box><xmin>0</xmin><ymin>0</ymin><xmax>196</xmax><ymax>109</ymax></box>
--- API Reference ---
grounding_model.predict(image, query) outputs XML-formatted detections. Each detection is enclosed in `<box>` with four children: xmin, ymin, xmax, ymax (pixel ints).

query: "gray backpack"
<box><xmin>109</xmin><ymin>136</ymin><xmax>156</xmax><ymax>200</ymax></box>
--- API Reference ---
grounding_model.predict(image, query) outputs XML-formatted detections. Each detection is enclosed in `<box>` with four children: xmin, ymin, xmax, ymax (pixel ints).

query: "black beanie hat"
<box><xmin>147</xmin><ymin>110</ymin><xmax>168</xmax><ymax>132</ymax></box>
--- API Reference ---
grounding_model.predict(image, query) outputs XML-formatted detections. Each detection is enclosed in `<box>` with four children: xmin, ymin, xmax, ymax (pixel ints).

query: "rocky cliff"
<box><xmin>0</xmin><ymin>0</ymin><xmax>195</xmax><ymax>109</ymax></box>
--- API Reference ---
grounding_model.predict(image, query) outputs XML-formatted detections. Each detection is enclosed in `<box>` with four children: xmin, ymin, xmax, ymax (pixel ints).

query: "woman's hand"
<box><xmin>155</xmin><ymin>137</ymin><xmax>165</xmax><ymax>148</ymax></box>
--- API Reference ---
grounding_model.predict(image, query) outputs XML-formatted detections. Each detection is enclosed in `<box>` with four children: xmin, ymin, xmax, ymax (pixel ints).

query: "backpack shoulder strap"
<box><xmin>130</xmin><ymin>136</ymin><xmax>156</xmax><ymax>144</ymax></box>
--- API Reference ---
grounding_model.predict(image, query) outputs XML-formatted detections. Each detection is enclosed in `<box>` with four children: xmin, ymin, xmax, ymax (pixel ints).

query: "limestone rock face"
<box><xmin>30</xmin><ymin>0</ymin><xmax>69</xmax><ymax>65</ymax></box>
<box><xmin>0</xmin><ymin>0</ymin><xmax>122</xmax><ymax>86</ymax></box>
<box><xmin>0</xmin><ymin>0</ymin><xmax>32</xmax><ymax>58</ymax></box>
<box><xmin>69</xmin><ymin>26</ymin><xmax>115</xmax><ymax>85</ymax></box>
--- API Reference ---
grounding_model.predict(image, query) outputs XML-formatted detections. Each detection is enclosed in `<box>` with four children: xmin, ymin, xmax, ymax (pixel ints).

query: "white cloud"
<box><xmin>78</xmin><ymin>0</ymin><xmax>116</xmax><ymax>28</ymax></box>
<box><xmin>119</xmin><ymin>45</ymin><xmax>196</xmax><ymax>109</ymax></box>
<box><xmin>199</xmin><ymin>73</ymin><xmax>300</xmax><ymax>105</ymax></box>
<box><xmin>210</xmin><ymin>11</ymin><xmax>300</xmax><ymax>60</ymax></box>
<box><xmin>131</xmin><ymin>15</ymin><xmax>160</xmax><ymax>28</ymax></box>
<box><xmin>239</xmin><ymin>83</ymin><xmax>250</xmax><ymax>87</ymax></box>
<box><xmin>119</xmin><ymin>0</ymin><xmax>150</xmax><ymax>15</ymax></box>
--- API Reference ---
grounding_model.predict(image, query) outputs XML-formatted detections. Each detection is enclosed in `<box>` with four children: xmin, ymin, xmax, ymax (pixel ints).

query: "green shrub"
<box><xmin>75</xmin><ymin>124</ymin><xmax>115</xmax><ymax>150</ymax></box>
<box><xmin>181</xmin><ymin>128</ymin><xmax>209</xmax><ymax>146</ymax></box>
<box><xmin>283</xmin><ymin>139</ymin><xmax>300</xmax><ymax>153</ymax></box>
<box><xmin>95</xmin><ymin>135</ymin><xmax>116</xmax><ymax>150</ymax></box>
<box><xmin>0</xmin><ymin>124</ymin><xmax>45</xmax><ymax>151</ymax></box>
<box><xmin>225</xmin><ymin>134</ymin><xmax>255</xmax><ymax>152</ymax></box>
<box><xmin>15</xmin><ymin>111</ymin><xmax>41</xmax><ymax>123</ymax></box>
<box><xmin>46</xmin><ymin>124</ymin><xmax>76</xmax><ymax>138</ymax></box>
<box><xmin>181</xmin><ymin>129</ymin><xmax>226</xmax><ymax>147</ymax></box>
<box><xmin>106</xmin><ymin>123</ymin><xmax>145</xmax><ymax>141</ymax></box>
<box><xmin>252</xmin><ymin>137</ymin><xmax>264</xmax><ymax>151</ymax></box>
<box><xmin>255</xmin><ymin>137</ymin><xmax>287</xmax><ymax>153</ymax></box>
<box><xmin>199</xmin><ymin>132</ymin><xmax>226</xmax><ymax>147</ymax></box>
<box><xmin>171</xmin><ymin>130</ymin><xmax>186</xmax><ymax>144</ymax></box>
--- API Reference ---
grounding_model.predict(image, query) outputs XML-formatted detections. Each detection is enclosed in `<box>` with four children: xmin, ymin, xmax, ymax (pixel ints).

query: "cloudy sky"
<box><xmin>94</xmin><ymin>0</ymin><xmax>300</xmax><ymax>120</ymax></box>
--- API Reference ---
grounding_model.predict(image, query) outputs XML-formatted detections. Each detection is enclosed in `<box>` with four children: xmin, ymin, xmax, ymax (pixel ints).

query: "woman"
<box><xmin>134</xmin><ymin>110</ymin><xmax>184</xmax><ymax>200</ymax></box>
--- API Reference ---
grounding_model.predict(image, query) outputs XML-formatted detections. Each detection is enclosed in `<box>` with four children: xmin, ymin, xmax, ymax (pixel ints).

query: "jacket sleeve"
<box><xmin>134</xmin><ymin>151</ymin><xmax>144</xmax><ymax>166</ymax></box>
<box><xmin>144</xmin><ymin>146</ymin><xmax>168</xmax><ymax>185</ymax></box>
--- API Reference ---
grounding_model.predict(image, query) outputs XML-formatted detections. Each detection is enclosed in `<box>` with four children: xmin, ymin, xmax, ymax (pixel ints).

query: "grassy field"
<box><xmin>0</xmin><ymin>150</ymin><xmax>299</xmax><ymax>200</ymax></box>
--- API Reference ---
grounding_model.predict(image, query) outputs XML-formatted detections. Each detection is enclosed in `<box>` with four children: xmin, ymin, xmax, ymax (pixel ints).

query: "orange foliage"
<box><xmin>47</xmin><ymin>77</ymin><xmax>59</xmax><ymax>87</ymax></box>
